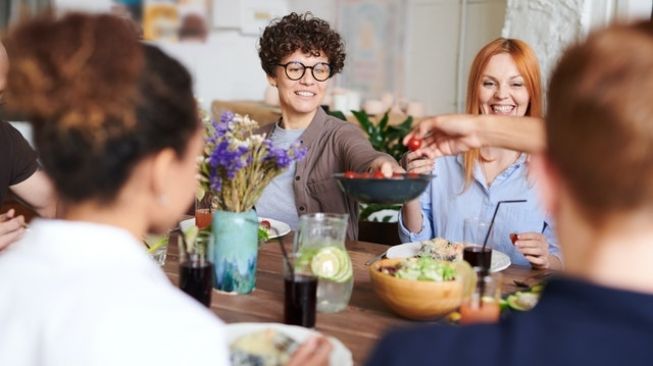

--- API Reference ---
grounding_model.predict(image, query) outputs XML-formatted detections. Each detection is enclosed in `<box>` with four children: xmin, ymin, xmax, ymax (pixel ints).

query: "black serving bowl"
<box><xmin>334</xmin><ymin>173</ymin><xmax>434</xmax><ymax>204</ymax></box>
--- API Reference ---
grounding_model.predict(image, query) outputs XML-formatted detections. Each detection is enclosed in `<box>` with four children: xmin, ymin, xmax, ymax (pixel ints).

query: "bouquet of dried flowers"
<box><xmin>197</xmin><ymin>110</ymin><xmax>307</xmax><ymax>212</ymax></box>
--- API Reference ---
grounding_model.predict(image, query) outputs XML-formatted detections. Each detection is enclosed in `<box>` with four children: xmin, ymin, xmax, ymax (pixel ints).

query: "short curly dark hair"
<box><xmin>258</xmin><ymin>12</ymin><xmax>345</xmax><ymax>78</ymax></box>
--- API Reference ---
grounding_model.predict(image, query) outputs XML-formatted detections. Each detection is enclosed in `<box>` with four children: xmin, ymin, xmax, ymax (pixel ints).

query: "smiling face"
<box><xmin>478</xmin><ymin>53</ymin><xmax>530</xmax><ymax>117</ymax></box>
<box><xmin>268</xmin><ymin>50</ymin><xmax>330</xmax><ymax>123</ymax></box>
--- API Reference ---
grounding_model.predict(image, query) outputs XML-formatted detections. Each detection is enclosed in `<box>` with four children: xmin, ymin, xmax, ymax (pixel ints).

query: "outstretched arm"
<box><xmin>404</xmin><ymin>114</ymin><xmax>545</xmax><ymax>156</ymax></box>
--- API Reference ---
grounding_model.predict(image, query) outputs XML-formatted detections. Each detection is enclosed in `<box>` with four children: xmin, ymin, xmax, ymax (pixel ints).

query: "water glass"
<box><xmin>283</xmin><ymin>253</ymin><xmax>318</xmax><ymax>328</ymax></box>
<box><xmin>460</xmin><ymin>267</ymin><xmax>502</xmax><ymax>325</ymax></box>
<box><xmin>178</xmin><ymin>230</ymin><xmax>214</xmax><ymax>307</ymax></box>
<box><xmin>145</xmin><ymin>233</ymin><xmax>169</xmax><ymax>266</ymax></box>
<box><xmin>463</xmin><ymin>218</ymin><xmax>494</xmax><ymax>271</ymax></box>
<box><xmin>195</xmin><ymin>194</ymin><xmax>214</xmax><ymax>229</ymax></box>
<box><xmin>293</xmin><ymin>213</ymin><xmax>353</xmax><ymax>313</ymax></box>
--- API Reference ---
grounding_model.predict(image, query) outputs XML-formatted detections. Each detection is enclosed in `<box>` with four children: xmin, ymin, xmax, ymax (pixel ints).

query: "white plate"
<box><xmin>258</xmin><ymin>217</ymin><xmax>291</xmax><ymax>239</ymax></box>
<box><xmin>386</xmin><ymin>242</ymin><xmax>511</xmax><ymax>272</ymax></box>
<box><xmin>178</xmin><ymin>217</ymin><xmax>291</xmax><ymax>240</ymax></box>
<box><xmin>225</xmin><ymin>322</ymin><xmax>352</xmax><ymax>366</ymax></box>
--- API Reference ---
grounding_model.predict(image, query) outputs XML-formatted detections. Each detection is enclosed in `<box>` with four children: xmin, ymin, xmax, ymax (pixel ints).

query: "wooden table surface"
<box><xmin>164</xmin><ymin>233</ymin><xmax>553</xmax><ymax>365</ymax></box>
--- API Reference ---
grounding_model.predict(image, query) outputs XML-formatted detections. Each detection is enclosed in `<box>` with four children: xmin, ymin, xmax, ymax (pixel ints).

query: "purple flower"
<box><xmin>207</xmin><ymin>140</ymin><xmax>249</xmax><ymax>190</ymax></box>
<box><xmin>198</xmin><ymin>110</ymin><xmax>308</xmax><ymax>211</ymax></box>
<box><xmin>220</xmin><ymin>111</ymin><xmax>235</xmax><ymax>124</ymax></box>
<box><xmin>264</xmin><ymin>140</ymin><xmax>307</xmax><ymax>169</ymax></box>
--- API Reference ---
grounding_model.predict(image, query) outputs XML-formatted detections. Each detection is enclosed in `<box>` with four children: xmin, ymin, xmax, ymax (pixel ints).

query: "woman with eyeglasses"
<box><xmin>255</xmin><ymin>12</ymin><xmax>402</xmax><ymax>240</ymax></box>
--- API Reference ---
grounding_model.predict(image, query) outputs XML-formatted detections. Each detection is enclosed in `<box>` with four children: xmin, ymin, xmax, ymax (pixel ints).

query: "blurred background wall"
<box><xmin>2</xmin><ymin>0</ymin><xmax>652</xmax><ymax>121</ymax></box>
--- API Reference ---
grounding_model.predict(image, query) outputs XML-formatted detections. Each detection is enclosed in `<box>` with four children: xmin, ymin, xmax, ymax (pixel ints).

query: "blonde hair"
<box><xmin>463</xmin><ymin>38</ymin><xmax>542</xmax><ymax>188</ymax></box>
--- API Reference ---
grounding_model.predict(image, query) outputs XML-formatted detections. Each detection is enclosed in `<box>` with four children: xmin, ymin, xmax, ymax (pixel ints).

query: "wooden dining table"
<box><xmin>164</xmin><ymin>232</ymin><xmax>553</xmax><ymax>365</ymax></box>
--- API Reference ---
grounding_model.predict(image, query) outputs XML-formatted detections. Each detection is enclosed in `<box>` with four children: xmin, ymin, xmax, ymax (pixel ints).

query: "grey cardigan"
<box><xmin>259</xmin><ymin>108</ymin><xmax>393</xmax><ymax>240</ymax></box>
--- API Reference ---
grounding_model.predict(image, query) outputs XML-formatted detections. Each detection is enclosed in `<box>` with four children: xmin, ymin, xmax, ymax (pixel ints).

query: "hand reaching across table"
<box><xmin>403</xmin><ymin>114</ymin><xmax>545</xmax><ymax>157</ymax></box>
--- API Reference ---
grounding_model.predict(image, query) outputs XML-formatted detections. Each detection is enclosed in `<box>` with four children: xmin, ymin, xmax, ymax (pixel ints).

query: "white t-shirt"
<box><xmin>0</xmin><ymin>219</ymin><xmax>229</xmax><ymax>366</ymax></box>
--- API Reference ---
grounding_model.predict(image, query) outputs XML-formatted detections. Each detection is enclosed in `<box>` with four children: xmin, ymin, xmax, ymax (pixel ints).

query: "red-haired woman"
<box><xmin>400</xmin><ymin>38</ymin><xmax>561</xmax><ymax>269</ymax></box>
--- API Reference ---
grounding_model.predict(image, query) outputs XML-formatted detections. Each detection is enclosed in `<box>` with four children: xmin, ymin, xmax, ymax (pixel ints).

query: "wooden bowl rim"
<box><xmin>369</xmin><ymin>258</ymin><xmax>462</xmax><ymax>287</ymax></box>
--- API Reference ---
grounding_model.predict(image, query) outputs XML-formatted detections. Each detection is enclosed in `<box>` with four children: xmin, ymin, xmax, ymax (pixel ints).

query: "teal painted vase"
<box><xmin>210</xmin><ymin>209</ymin><xmax>258</xmax><ymax>294</ymax></box>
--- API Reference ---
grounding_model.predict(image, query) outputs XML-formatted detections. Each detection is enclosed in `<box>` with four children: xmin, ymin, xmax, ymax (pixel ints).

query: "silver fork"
<box><xmin>364</xmin><ymin>250</ymin><xmax>388</xmax><ymax>266</ymax></box>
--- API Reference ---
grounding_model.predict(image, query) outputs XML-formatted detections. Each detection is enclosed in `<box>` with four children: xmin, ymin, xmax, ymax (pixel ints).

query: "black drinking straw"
<box><xmin>481</xmin><ymin>199</ymin><xmax>528</xmax><ymax>251</ymax></box>
<box><xmin>477</xmin><ymin>200</ymin><xmax>525</xmax><ymax>309</ymax></box>
<box><xmin>267</xmin><ymin>225</ymin><xmax>293</xmax><ymax>278</ymax></box>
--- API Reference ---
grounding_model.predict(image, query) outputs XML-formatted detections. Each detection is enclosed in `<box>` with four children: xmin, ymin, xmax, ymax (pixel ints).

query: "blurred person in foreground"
<box><xmin>0</xmin><ymin>13</ymin><xmax>329</xmax><ymax>365</ymax></box>
<box><xmin>367</xmin><ymin>21</ymin><xmax>653</xmax><ymax>365</ymax></box>
<box><xmin>400</xmin><ymin>38</ymin><xmax>561</xmax><ymax>269</ymax></box>
<box><xmin>254</xmin><ymin>12</ymin><xmax>401</xmax><ymax>239</ymax></box>
<box><xmin>0</xmin><ymin>40</ymin><xmax>55</xmax><ymax>250</ymax></box>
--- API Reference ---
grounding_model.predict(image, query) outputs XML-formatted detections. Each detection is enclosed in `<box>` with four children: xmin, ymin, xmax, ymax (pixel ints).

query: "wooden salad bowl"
<box><xmin>369</xmin><ymin>258</ymin><xmax>474</xmax><ymax>320</ymax></box>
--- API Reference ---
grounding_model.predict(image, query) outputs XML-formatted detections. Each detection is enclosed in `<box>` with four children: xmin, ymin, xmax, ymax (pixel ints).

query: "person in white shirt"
<box><xmin>0</xmin><ymin>13</ymin><xmax>330</xmax><ymax>366</ymax></box>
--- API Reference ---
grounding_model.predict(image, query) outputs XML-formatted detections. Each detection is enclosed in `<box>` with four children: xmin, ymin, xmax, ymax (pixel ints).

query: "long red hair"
<box><xmin>462</xmin><ymin>38</ymin><xmax>542</xmax><ymax>187</ymax></box>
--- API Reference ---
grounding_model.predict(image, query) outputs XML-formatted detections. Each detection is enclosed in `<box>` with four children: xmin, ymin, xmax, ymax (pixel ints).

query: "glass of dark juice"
<box><xmin>463</xmin><ymin>218</ymin><xmax>494</xmax><ymax>272</ymax></box>
<box><xmin>283</xmin><ymin>253</ymin><xmax>318</xmax><ymax>328</ymax></box>
<box><xmin>463</xmin><ymin>245</ymin><xmax>492</xmax><ymax>272</ymax></box>
<box><xmin>178</xmin><ymin>229</ymin><xmax>213</xmax><ymax>307</ymax></box>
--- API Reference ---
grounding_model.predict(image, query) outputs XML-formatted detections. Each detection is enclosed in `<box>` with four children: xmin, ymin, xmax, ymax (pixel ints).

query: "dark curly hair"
<box><xmin>258</xmin><ymin>12</ymin><xmax>346</xmax><ymax>77</ymax></box>
<box><xmin>4</xmin><ymin>13</ymin><xmax>198</xmax><ymax>204</ymax></box>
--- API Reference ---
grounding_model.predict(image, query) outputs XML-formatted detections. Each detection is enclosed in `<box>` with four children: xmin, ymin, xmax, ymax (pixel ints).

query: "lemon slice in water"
<box><xmin>310</xmin><ymin>246</ymin><xmax>352</xmax><ymax>283</ymax></box>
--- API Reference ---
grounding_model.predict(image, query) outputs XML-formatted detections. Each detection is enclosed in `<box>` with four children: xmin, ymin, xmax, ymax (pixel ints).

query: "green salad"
<box><xmin>392</xmin><ymin>257</ymin><xmax>457</xmax><ymax>282</ymax></box>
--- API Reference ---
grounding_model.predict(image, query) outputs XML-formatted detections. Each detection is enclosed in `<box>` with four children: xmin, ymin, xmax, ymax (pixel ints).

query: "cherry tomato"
<box><xmin>510</xmin><ymin>233</ymin><xmax>518</xmax><ymax>244</ymax></box>
<box><xmin>260</xmin><ymin>220</ymin><xmax>271</xmax><ymax>230</ymax></box>
<box><xmin>344</xmin><ymin>171</ymin><xmax>357</xmax><ymax>179</ymax></box>
<box><xmin>406</xmin><ymin>136</ymin><xmax>422</xmax><ymax>151</ymax></box>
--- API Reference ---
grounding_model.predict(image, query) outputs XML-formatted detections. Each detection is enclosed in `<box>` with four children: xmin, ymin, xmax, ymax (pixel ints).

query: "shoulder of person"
<box><xmin>368</xmin><ymin>324</ymin><xmax>502</xmax><ymax>366</ymax></box>
<box><xmin>0</xmin><ymin>120</ymin><xmax>13</xmax><ymax>143</ymax></box>
<box><xmin>323</xmin><ymin>114</ymin><xmax>364</xmax><ymax>135</ymax></box>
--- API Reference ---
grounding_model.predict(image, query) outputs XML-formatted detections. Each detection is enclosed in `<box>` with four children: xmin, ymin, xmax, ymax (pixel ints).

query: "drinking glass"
<box><xmin>463</xmin><ymin>217</ymin><xmax>494</xmax><ymax>272</ymax></box>
<box><xmin>195</xmin><ymin>194</ymin><xmax>215</xmax><ymax>229</ymax></box>
<box><xmin>293</xmin><ymin>213</ymin><xmax>353</xmax><ymax>313</ymax></box>
<box><xmin>144</xmin><ymin>233</ymin><xmax>169</xmax><ymax>266</ymax></box>
<box><xmin>283</xmin><ymin>252</ymin><xmax>318</xmax><ymax>328</ymax></box>
<box><xmin>460</xmin><ymin>267</ymin><xmax>502</xmax><ymax>325</ymax></box>
<box><xmin>178</xmin><ymin>230</ymin><xmax>214</xmax><ymax>307</ymax></box>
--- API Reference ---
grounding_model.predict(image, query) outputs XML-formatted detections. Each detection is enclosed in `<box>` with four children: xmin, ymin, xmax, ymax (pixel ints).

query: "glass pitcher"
<box><xmin>294</xmin><ymin>213</ymin><xmax>353</xmax><ymax>313</ymax></box>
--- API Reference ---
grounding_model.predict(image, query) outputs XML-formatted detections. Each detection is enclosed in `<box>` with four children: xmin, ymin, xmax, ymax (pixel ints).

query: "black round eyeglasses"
<box><xmin>277</xmin><ymin>61</ymin><xmax>332</xmax><ymax>82</ymax></box>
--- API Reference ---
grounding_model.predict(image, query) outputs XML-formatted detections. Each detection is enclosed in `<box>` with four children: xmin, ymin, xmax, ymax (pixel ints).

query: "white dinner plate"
<box><xmin>258</xmin><ymin>217</ymin><xmax>292</xmax><ymax>239</ymax></box>
<box><xmin>178</xmin><ymin>217</ymin><xmax>291</xmax><ymax>240</ymax></box>
<box><xmin>386</xmin><ymin>241</ymin><xmax>511</xmax><ymax>272</ymax></box>
<box><xmin>225</xmin><ymin>322</ymin><xmax>353</xmax><ymax>366</ymax></box>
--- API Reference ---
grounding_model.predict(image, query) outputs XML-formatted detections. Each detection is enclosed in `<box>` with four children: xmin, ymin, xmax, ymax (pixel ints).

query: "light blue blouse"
<box><xmin>398</xmin><ymin>154</ymin><xmax>560</xmax><ymax>267</ymax></box>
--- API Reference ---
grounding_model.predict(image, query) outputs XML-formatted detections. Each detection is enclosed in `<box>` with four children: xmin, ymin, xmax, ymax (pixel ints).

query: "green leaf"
<box><xmin>352</xmin><ymin>110</ymin><xmax>376</xmax><ymax>136</ymax></box>
<box><xmin>359</xmin><ymin>203</ymin><xmax>402</xmax><ymax>221</ymax></box>
<box><xmin>398</xmin><ymin>115</ymin><xmax>414</xmax><ymax>130</ymax></box>
<box><xmin>328</xmin><ymin>110</ymin><xmax>348</xmax><ymax>121</ymax></box>
<box><xmin>378</xmin><ymin>110</ymin><xmax>390</xmax><ymax>131</ymax></box>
